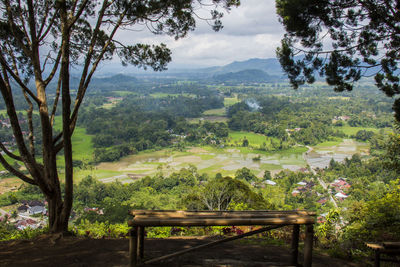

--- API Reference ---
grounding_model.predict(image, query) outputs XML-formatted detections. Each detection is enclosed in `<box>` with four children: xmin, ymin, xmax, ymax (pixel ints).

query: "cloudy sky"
<box><xmin>113</xmin><ymin>0</ymin><xmax>284</xmax><ymax>70</ymax></box>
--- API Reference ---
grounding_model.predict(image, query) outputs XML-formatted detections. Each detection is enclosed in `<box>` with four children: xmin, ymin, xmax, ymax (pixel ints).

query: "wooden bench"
<box><xmin>366</xmin><ymin>242</ymin><xmax>400</xmax><ymax>267</ymax></box>
<box><xmin>128</xmin><ymin>210</ymin><xmax>316</xmax><ymax>267</ymax></box>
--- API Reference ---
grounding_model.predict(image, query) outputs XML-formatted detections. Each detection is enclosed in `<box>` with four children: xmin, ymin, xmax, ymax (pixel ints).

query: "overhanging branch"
<box><xmin>0</xmin><ymin>154</ymin><xmax>36</xmax><ymax>185</ymax></box>
<box><xmin>0</xmin><ymin>142</ymin><xmax>22</xmax><ymax>161</ymax></box>
<box><xmin>0</xmin><ymin>52</ymin><xmax>41</xmax><ymax>104</ymax></box>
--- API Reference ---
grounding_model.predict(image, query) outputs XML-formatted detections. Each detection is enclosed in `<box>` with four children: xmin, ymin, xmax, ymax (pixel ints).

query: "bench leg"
<box><xmin>138</xmin><ymin>226</ymin><xmax>145</xmax><ymax>260</ymax></box>
<box><xmin>304</xmin><ymin>224</ymin><xmax>314</xmax><ymax>267</ymax></box>
<box><xmin>374</xmin><ymin>250</ymin><xmax>380</xmax><ymax>267</ymax></box>
<box><xmin>129</xmin><ymin>227</ymin><xmax>138</xmax><ymax>267</ymax></box>
<box><xmin>291</xmin><ymin>225</ymin><xmax>300</xmax><ymax>266</ymax></box>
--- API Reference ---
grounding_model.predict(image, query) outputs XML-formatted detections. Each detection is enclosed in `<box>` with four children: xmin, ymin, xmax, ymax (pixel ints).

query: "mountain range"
<box><xmin>96</xmin><ymin>57</ymin><xmax>285</xmax><ymax>82</ymax></box>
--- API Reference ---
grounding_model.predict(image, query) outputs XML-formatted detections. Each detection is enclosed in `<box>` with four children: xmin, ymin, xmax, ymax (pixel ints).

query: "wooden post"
<box><xmin>137</xmin><ymin>226</ymin><xmax>145</xmax><ymax>260</ymax></box>
<box><xmin>129</xmin><ymin>227</ymin><xmax>138</xmax><ymax>267</ymax></box>
<box><xmin>291</xmin><ymin>224</ymin><xmax>300</xmax><ymax>266</ymax></box>
<box><xmin>303</xmin><ymin>224</ymin><xmax>314</xmax><ymax>267</ymax></box>
<box><xmin>374</xmin><ymin>250</ymin><xmax>380</xmax><ymax>267</ymax></box>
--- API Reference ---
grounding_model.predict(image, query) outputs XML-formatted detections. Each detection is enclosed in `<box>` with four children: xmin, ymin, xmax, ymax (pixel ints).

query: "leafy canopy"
<box><xmin>276</xmin><ymin>0</ymin><xmax>400</xmax><ymax>121</ymax></box>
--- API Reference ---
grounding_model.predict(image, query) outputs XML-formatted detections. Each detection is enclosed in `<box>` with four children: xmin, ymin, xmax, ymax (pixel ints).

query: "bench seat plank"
<box><xmin>130</xmin><ymin>209</ymin><xmax>316</xmax><ymax>216</ymax></box>
<box><xmin>129</xmin><ymin>216</ymin><xmax>315</xmax><ymax>227</ymax></box>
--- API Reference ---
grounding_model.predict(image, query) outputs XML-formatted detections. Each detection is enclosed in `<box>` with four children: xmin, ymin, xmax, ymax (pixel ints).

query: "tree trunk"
<box><xmin>47</xmin><ymin>191</ymin><xmax>68</xmax><ymax>233</ymax></box>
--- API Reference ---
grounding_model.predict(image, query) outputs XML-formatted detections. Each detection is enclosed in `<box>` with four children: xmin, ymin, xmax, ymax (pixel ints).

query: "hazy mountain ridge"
<box><xmin>213</xmin><ymin>69</ymin><xmax>281</xmax><ymax>83</ymax></box>
<box><xmin>202</xmin><ymin>58</ymin><xmax>283</xmax><ymax>76</ymax></box>
<box><xmin>88</xmin><ymin>57</ymin><xmax>285</xmax><ymax>81</ymax></box>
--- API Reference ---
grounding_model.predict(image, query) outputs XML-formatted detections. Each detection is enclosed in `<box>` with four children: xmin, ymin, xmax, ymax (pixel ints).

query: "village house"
<box><xmin>28</xmin><ymin>206</ymin><xmax>46</xmax><ymax>215</ymax></box>
<box><xmin>84</xmin><ymin>207</ymin><xmax>104</xmax><ymax>215</ymax></box>
<box><xmin>291</xmin><ymin>181</ymin><xmax>315</xmax><ymax>197</ymax></box>
<box><xmin>333</xmin><ymin>115</ymin><xmax>350</xmax><ymax>121</ymax></box>
<box><xmin>334</xmin><ymin>192</ymin><xmax>349</xmax><ymax>201</ymax></box>
<box><xmin>17</xmin><ymin>204</ymin><xmax>29</xmax><ymax>214</ymax></box>
<box><xmin>330</xmin><ymin>178</ymin><xmax>351</xmax><ymax>193</ymax></box>
<box><xmin>15</xmin><ymin>219</ymin><xmax>39</xmax><ymax>230</ymax></box>
<box><xmin>317</xmin><ymin>197</ymin><xmax>328</xmax><ymax>205</ymax></box>
<box><xmin>291</xmin><ymin>189</ymin><xmax>300</xmax><ymax>197</ymax></box>
<box><xmin>264</xmin><ymin>180</ymin><xmax>276</xmax><ymax>186</ymax></box>
<box><xmin>17</xmin><ymin>200</ymin><xmax>47</xmax><ymax>216</ymax></box>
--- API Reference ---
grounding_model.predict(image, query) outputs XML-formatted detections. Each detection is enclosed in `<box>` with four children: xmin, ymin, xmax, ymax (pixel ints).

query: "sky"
<box><xmin>111</xmin><ymin>0</ymin><xmax>285</xmax><ymax>70</ymax></box>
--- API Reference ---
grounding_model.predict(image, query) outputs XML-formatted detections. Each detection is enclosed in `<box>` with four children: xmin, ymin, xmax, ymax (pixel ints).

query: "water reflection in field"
<box><xmin>97</xmin><ymin>139</ymin><xmax>368</xmax><ymax>183</ymax></box>
<box><xmin>306</xmin><ymin>139</ymin><xmax>368</xmax><ymax>169</ymax></box>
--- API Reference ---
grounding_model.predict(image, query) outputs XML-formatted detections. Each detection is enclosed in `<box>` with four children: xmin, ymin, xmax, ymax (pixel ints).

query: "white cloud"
<box><xmin>113</xmin><ymin>0</ymin><xmax>284</xmax><ymax>68</ymax></box>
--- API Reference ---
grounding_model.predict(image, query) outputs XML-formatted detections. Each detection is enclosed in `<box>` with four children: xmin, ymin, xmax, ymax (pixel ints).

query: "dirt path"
<box><xmin>0</xmin><ymin>236</ymin><xmax>362</xmax><ymax>267</ymax></box>
<box><xmin>303</xmin><ymin>146</ymin><xmax>343</xmax><ymax>224</ymax></box>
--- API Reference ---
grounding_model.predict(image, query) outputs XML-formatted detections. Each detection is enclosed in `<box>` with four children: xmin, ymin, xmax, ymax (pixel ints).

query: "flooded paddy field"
<box><xmin>94</xmin><ymin>138</ymin><xmax>369</xmax><ymax>183</ymax></box>
<box><xmin>306</xmin><ymin>139</ymin><xmax>369</xmax><ymax>169</ymax></box>
<box><xmin>96</xmin><ymin>146</ymin><xmax>308</xmax><ymax>183</ymax></box>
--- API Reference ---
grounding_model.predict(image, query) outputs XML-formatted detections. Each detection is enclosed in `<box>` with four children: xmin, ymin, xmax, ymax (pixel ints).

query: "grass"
<box><xmin>228</xmin><ymin>131</ymin><xmax>270</xmax><ymax>146</ymax></box>
<box><xmin>150</xmin><ymin>93</ymin><xmax>196</xmax><ymax>98</ymax></box>
<box><xmin>112</xmin><ymin>91</ymin><xmax>136</xmax><ymax>96</ymax></box>
<box><xmin>53</xmin><ymin>116</ymin><xmax>94</xmax><ymax>165</ymax></box>
<box><xmin>314</xmin><ymin>139</ymin><xmax>343</xmax><ymax>148</ymax></box>
<box><xmin>277</xmin><ymin>146</ymin><xmax>308</xmax><ymax>156</ymax></box>
<box><xmin>336</xmin><ymin>126</ymin><xmax>380</xmax><ymax>136</ymax></box>
<box><xmin>224</xmin><ymin>97</ymin><xmax>240</xmax><ymax>107</ymax></box>
<box><xmin>70</xmin><ymin>127</ymin><xmax>94</xmax><ymax>162</ymax></box>
<box><xmin>203</xmin><ymin>108</ymin><xmax>226</xmax><ymax>116</ymax></box>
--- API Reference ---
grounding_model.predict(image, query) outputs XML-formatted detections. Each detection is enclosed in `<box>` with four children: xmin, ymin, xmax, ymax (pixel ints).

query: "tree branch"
<box><xmin>69</xmin><ymin>0</ymin><xmax>90</xmax><ymax>28</ymax></box>
<box><xmin>38</xmin><ymin>7</ymin><xmax>59</xmax><ymax>42</ymax></box>
<box><xmin>0</xmin><ymin>52</ymin><xmax>41</xmax><ymax>104</ymax></box>
<box><xmin>70</xmin><ymin>2</ymin><xmax>131</xmax><ymax>133</ymax></box>
<box><xmin>0</xmin><ymin>154</ymin><xmax>37</xmax><ymax>185</ymax></box>
<box><xmin>22</xmin><ymin>87</ymin><xmax>35</xmax><ymax>157</ymax></box>
<box><xmin>50</xmin><ymin>74</ymin><xmax>62</xmax><ymax>127</ymax></box>
<box><xmin>4</xmin><ymin>1</ymin><xmax>31</xmax><ymax>57</ymax></box>
<box><xmin>0</xmin><ymin>73</ymin><xmax>41</xmax><ymax>175</ymax></box>
<box><xmin>37</xmin><ymin>0</ymin><xmax>50</xmax><ymax>38</ymax></box>
<box><xmin>0</xmin><ymin>142</ymin><xmax>23</xmax><ymax>162</ymax></box>
<box><xmin>16</xmin><ymin>0</ymin><xmax>32</xmax><ymax>47</ymax></box>
<box><xmin>44</xmin><ymin>50</ymin><xmax>62</xmax><ymax>86</ymax></box>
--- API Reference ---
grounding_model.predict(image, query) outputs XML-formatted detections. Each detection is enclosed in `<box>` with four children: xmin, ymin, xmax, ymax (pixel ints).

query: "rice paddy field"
<box><xmin>306</xmin><ymin>139</ymin><xmax>369</xmax><ymax>169</ymax></box>
<box><xmin>92</xmin><ymin>134</ymin><xmax>369</xmax><ymax>184</ymax></box>
<box><xmin>95</xmin><ymin>145</ymin><xmax>308</xmax><ymax>183</ymax></box>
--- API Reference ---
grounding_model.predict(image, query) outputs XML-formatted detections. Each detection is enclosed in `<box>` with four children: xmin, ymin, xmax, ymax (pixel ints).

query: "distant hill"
<box><xmin>65</xmin><ymin>74</ymin><xmax>139</xmax><ymax>91</ymax></box>
<box><xmin>201</xmin><ymin>58</ymin><xmax>284</xmax><ymax>76</ymax></box>
<box><xmin>64</xmin><ymin>58</ymin><xmax>286</xmax><ymax>82</ymax></box>
<box><xmin>91</xmin><ymin>74</ymin><xmax>138</xmax><ymax>85</ymax></box>
<box><xmin>213</xmin><ymin>69</ymin><xmax>280</xmax><ymax>84</ymax></box>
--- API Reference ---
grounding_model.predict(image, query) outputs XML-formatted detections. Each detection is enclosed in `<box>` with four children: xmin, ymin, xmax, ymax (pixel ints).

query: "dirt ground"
<box><xmin>0</xmin><ymin>236</ymin><xmax>363</xmax><ymax>267</ymax></box>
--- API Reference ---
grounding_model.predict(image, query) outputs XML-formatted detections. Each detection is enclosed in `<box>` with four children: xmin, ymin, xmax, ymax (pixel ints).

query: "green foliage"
<box><xmin>382</xmin><ymin>133</ymin><xmax>400</xmax><ymax>173</ymax></box>
<box><xmin>74</xmin><ymin>220</ymin><xmax>129</xmax><ymax>239</ymax></box>
<box><xmin>316</xmin><ymin>209</ymin><xmax>340</xmax><ymax>244</ymax></box>
<box><xmin>276</xmin><ymin>0</ymin><xmax>400</xmax><ymax>121</ymax></box>
<box><xmin>235</xmin><ymin>167</ymin><xmax>257</xmax><ymax>182</ymax></box>
<box><xmin>338</xmin><ymin>180</ymin><xmax>400</xmax><ymax>258</ymax></box>
<box><xmin>0</xmin><ymin>184</ymin><xmax>43</xmax><ymax>206</ymax></box>
<box><xmin>183</xmin><ymin>174</ymin><xmax>267</xmax><ymax>211</ymax></box>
